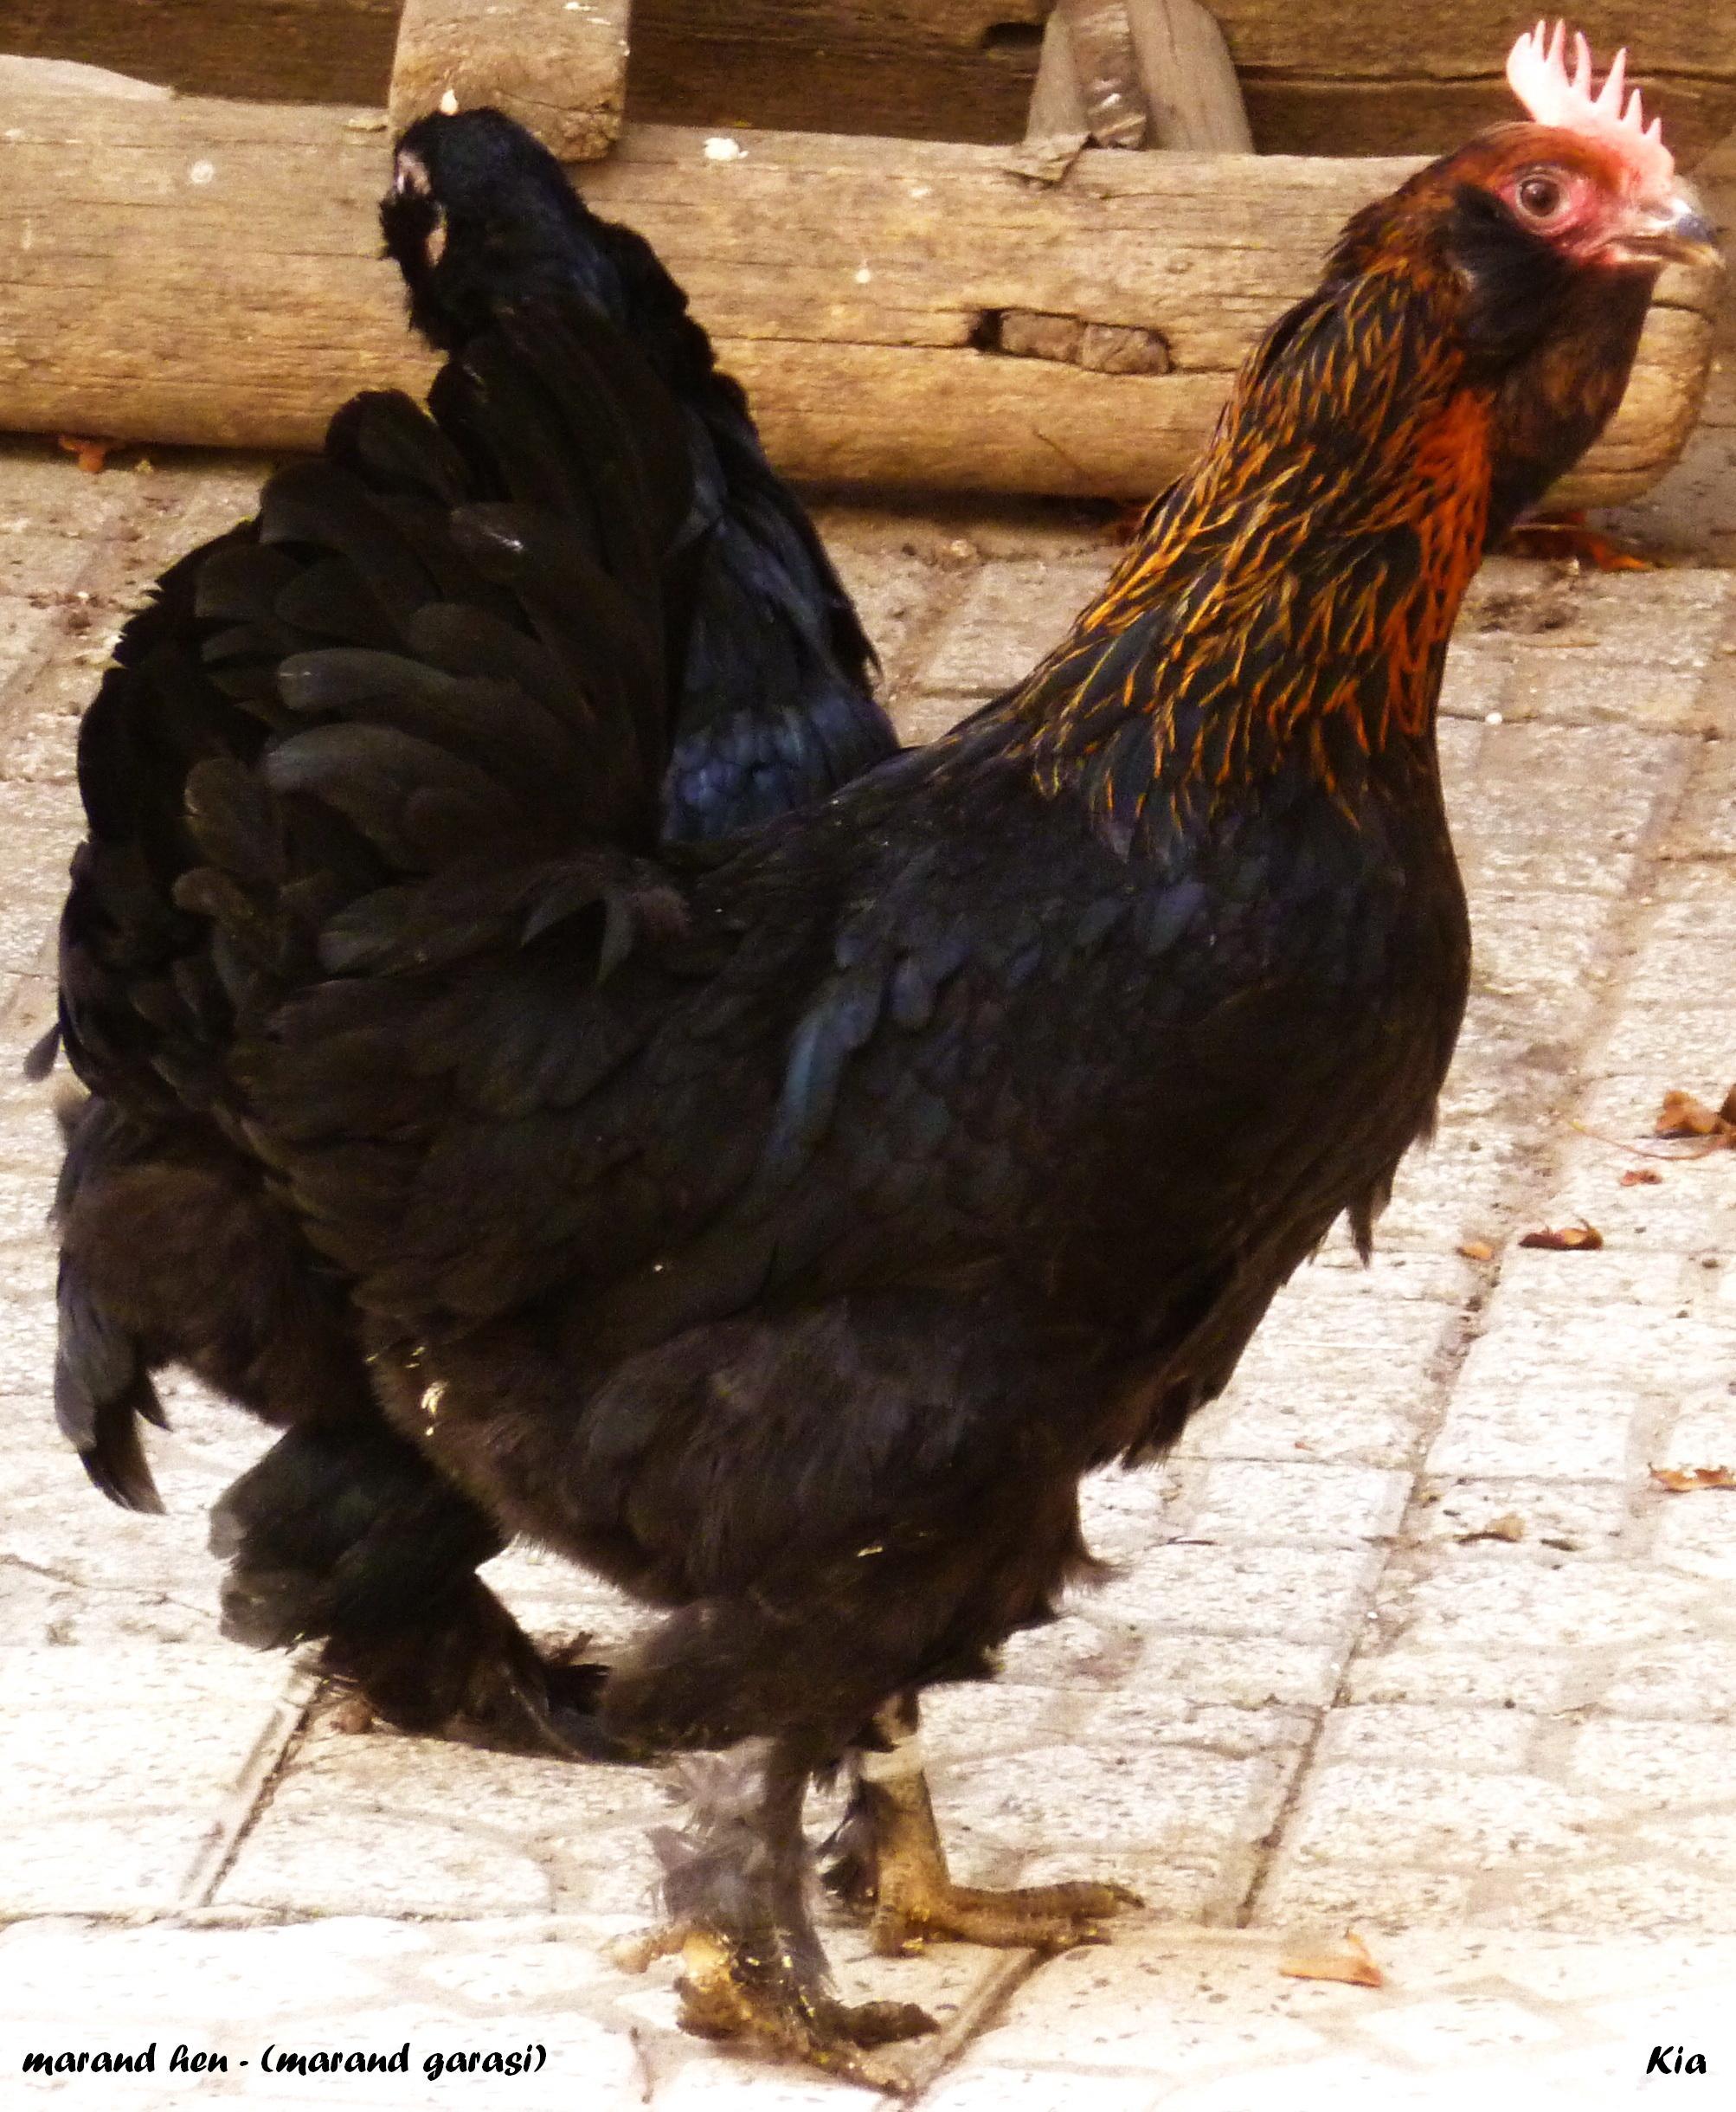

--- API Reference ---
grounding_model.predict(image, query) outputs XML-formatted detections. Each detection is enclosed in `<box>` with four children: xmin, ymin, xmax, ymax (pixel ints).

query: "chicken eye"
<box><xmin>1515</xmin><ymin>173</ymin><xmax>1566</xmax><ymax>221</ymax></box>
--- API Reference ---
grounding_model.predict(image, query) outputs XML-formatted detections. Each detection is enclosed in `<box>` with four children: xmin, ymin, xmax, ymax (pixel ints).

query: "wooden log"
<box><xmin>7</xmin><ymin>2</ymin><xmax>1735</xmax><ymax>164</ymax></box>
<box><xmin>1016</xmin><ymin>10</ymin><xmax>1088</xmax><ymax>184</ymax></box>
<box><xmin>388</xmin><ymin>0</ymin><xmax>633</xmax><ymax>160</ymax></box>
<box><xmin>1056</xmin><ymin>0</ymin><xmax>1148</xmax><ymax>150</ymax></box>
<box><xmin>1131</xmin><ymin>0</ymin><xmax>1251</xmax><ymax>152</ymax></box>
<box><xmin>725</xmin><ymin>306</ymin><xmax>1713</xmax><ymax>504</ymax></box>
<box><xmin>1017</xmin><ymin>0</ymin><xmax>1250</xmax><ymax>180</ymax></box>
<box><xmin>0</xmin><ymin>82</ymin><xmax>1716</xmax><ymax>506</ymax></box>
<box><xmin>623</xmin><ymin>0</ymin><xmax>1736</xmax><ymax>164</ymax></box>
<box><xmin>1</xmin><ymin>0</ymin><xmax>401</xmax><ymax>108</ymax></box>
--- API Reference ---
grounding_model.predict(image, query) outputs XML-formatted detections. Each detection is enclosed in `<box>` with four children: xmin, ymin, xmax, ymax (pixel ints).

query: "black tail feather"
<box><xmin>380</xmin><ymin>106</ymin><xmax>896</xmax><ymax>845</ymax></box>
<box><xmin>53</xmin><ymin>1257</ymin><xmax>170</xmax><ymax>1514</ymax></box>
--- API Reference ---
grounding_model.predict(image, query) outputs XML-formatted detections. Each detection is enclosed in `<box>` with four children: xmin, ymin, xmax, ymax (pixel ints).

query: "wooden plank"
<box><xmin>389</xmin><ymin>0</ymin><xmax>633</xmax><ymax>160</ymax></box>
<box><xmin>7</xmin><ymin>3</ymin><xmax>1734</xmax><ymax>162</ymax></box>
<box><xmin>1058</xmin><ymin>0</ymin><xmax>1149</xmax><ymax>149</ymax></box>
<box><xmin>1016</xmin><ymin>10</ymin><xmax>1088</xmax><ymax>183</ymax></box>
<box><xmin>1131</xmin><ymin>0</ymin><xmax>1251</xmax><ymax>152</ymax></box>
<box><xmin>0</xmin><ymin>0</ymin><xmax>399</xmax><ymax>106</ymax></box>
<box><xmin>624</xmin><ymin>0</ymin><xmax>1736</xmax><ymax>162</ymax></box>
<box><xmin>1240</xmin><ymin>75</ymin><xmax>1736</xmax><ymax>165</ymax></box>
<box><xmin>1017</xmin><ymin>0</ymin><xmax>1251</xmax><ymax>178</ymax></box>
<box><xmin>0</xmin><ymin>86</ymin><xmax>1713</xmax><ymax>508</ymax></box>
<box><xmin>1202</xmin><ymin>1</ymin><xmax>1735</xmax><ymax>81</ymax></box>
<box><xmin>723</xmin><ymin>303</ymin><xmax>1714</xmax><ymax>502</ymax></box>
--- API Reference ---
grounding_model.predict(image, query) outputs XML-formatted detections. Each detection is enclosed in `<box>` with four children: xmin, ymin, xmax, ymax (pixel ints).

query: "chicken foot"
<box><xmin>624</xmin><ymin>1734</ymin><xmax>936</xmax><ymax>2093</ymax></box>
<box><xmin>210</xmin><ymin>1422</ymin><xmax>631</xmax><ymax>1761</ymax></box>
<box><xmin>839</xmin><ymin>1695</ymin><xmax>1141</xmax><ymax>1955</ymax></box>
<box><xmin>315</xmin><ymin>1581</ymin><xmax>627</xmax><ymax>1761</ymax></box>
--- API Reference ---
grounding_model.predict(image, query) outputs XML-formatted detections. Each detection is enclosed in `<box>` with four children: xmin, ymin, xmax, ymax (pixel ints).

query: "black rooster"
<box><xmin>46</xmin><ymin>28</ymin><xmax>1718</xmax><ymax>2089</ymax></box>
<box><xmin>41</xmin><ymin>107</ymin><xmax>893</xmax><ymax>1756</ymax></box>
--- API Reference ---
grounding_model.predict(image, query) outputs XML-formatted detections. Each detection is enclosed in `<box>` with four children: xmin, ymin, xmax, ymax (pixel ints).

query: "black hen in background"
<box><xmin>41</xmin><ymin>107</ymin><xmax>892</xmax><ymax>1756</ymax></box>
<box><xmin>383</xmin><ymin>107</ymin><xmax>897</xmax><ymax>840</ymax></box>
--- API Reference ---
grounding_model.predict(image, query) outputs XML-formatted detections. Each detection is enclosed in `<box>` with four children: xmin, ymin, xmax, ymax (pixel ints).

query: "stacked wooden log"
<box><xmin>7</xmin><ymin>1</ymin><xmax>1733</xmax><ymax>164</ymax></box>
<box><xmin>0</xmin><ymin>3</ymin><xmax>1723</xmax><ymax>502</ymax></box>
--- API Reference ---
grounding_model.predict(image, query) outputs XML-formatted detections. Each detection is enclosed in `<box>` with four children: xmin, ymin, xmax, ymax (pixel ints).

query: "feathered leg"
<box><xmin>54</xmin><ymin>1098</ymin><xmax>618</xmax><ymax>1755</ymax></box>
<box><xmin>211</xmin><ymin>1421</ymin><xmax>627</xmax><ymax>1760</ymax></box>
<box><xmin>622</xmin><ymin>1733</ymin><xmax>935</xmax><ymax>2092</ymax></box>
<box><xmin>837</xmin><ymin>1694</ymin><xmax>1139</xmax><ymax>1954</ymax></box>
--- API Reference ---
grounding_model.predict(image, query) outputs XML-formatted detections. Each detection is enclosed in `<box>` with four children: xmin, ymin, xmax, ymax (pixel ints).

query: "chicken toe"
<box><xmin>872</xmin><ymin>1871</ymin><xmax>1139</xmax><ymax>1955</ymax></box>
<box><xmin>627</xmin><ymin>1734</ymin><xmax>936</xmax><ymax>2092</ymax></box>
<box><xmin>674</xmin><ymin>1927</ymin><xmax>934</xmax><ymax>2089</ymax></box>
<box><xmin>848</xmin><ymin>1697</ymin><xmax>1141</xmax><ymax>1956</ymax></box>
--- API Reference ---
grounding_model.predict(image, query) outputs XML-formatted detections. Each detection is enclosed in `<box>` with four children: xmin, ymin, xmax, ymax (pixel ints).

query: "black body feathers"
<box><xmin>383</xmin><ymin>107</ymin><xmax>897</xmax><ymax>840</ymax></box>
<box><xmin>35</xmin><ymin>105</ymin><xmax>1693</xmax><ymax>2080</ymax></box>
<box><xmin>45</xmin><ymin>122</ymin><xmax>892</xmax><ymax>1545</ymax></box>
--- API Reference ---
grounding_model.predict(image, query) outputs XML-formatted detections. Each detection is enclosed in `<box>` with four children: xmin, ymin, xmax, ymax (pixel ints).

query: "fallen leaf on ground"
<box><xmin>1649</xmin><ymin>1465</ymin><xmax>1736</xmax><ymax>1493</ymax></box>
<box><xmin>1519</xmin><ymin>1220</ymin><xmax>1604</xmax><ymax>1251</ymax></box>
<box><xmin>1498</xmin><ymin>511</ymin><xmax>1656</xmax><ymax>570</ymax></box>
<box><xmin>1655</xmin><ymin>1085</ymin><xmax>1736</xmax><ymax>1145</ymax></box>
<box><xmin>1457</xmin><ymin>1238</ymin><xmax>1495</xmax><ymax>1260</ymax></box>
<box><xmin>1280</xmin><ymin>1930</ymin><xmax>1385</xmax><ymax>1989</ymax></box>
<box><xmin>1459</xmin><ymin>1512</ymin><xmax>1526</xmax><ymax>1543</ymax></box>
<box><xmin>57</xmin><ymin>434</ymin><xmax>114</xmax><ymax>473</ymax></box>
<box><xmin>1620</xmin><ymin>1167</ymin><xmax>1663</xmax><ymax>1187</ymax></box>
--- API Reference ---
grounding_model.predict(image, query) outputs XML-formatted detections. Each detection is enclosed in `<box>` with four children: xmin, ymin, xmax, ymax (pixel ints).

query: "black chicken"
<box><xmin>41</xmin><ymin>107</ymin><xmax>893</xmax><ymax>1756</ymax></box>
<box><xmin>382</xmin><ymin>106</ymin><xmax>894</xmax><ymax>838</ymax></box>
<box><xmin>45</xmin><ymin>25</ymin><xmax>1718</xmax><ymax>2089</ymax></box>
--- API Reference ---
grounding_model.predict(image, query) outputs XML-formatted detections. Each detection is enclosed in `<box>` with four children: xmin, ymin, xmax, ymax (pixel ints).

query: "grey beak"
<box><xmin>1643</xmin><ymin>192</ymin><xmax>1723</xmax><ymax>269</ymax></box>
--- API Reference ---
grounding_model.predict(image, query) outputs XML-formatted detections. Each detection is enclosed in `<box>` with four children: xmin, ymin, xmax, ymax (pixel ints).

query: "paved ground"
<box><xmin>3</xmin><ymin>364</ymin><xmax>1736</xmax><ymax>2108</ymax></box>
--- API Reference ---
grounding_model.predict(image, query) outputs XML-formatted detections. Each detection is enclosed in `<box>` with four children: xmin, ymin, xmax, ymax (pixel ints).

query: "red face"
<box><xmin>1483</xmin><ymin>131</ymin><xmax>1717</xmax><ymax>269</ymax></box>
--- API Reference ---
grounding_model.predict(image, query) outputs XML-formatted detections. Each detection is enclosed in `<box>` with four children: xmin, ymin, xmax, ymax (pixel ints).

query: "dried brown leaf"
<box><xmin>1655</xmin><ymin>1089</ymin><xmax>1734</xmax><ymax>1143</ymax></box>
<box><xmin>1457</xmin><ymin>1239</ymin><xmax>1495</xmax><ymax>1261</ymax></box>
<box><xmin>1499</xmin><ymin>512</ymin><xmax>1657</xmax><ymax>570</ymax></box>
<box><xmin>57</xmin><ymin>433</ymin><xmax>113</xmax><ymax>474</ymax></box>
<box><xmin>1460</xmin><ymin>1512</ymin><xmax>1527</xmax><ymax>1543</ymax></box>
<box><xmin>1649</xmin><ymin>1465</ymin><xmax>1736</xmax><ymax>1493</ymax></box>
<box><xmin>1280</xmin><ymin>1930</ymin><xmax>1385</xmax><ymax>1989</ymax></box>
<box><xmin>1519</xmin><ymin>1220</ymin><xmax>1604</xmax><ymax>1251</ymax></box>
<box><xmin>1619</xmin><ymin>1167</ymin><xmax>1663</xmax><ymax>1187</ymax></box>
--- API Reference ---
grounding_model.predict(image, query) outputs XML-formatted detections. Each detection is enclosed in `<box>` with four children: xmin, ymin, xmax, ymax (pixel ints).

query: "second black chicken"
<box><xmin>44</xmin><ymin>107</ymin><xmax>894</xmax><ymax>1755</ymax></box>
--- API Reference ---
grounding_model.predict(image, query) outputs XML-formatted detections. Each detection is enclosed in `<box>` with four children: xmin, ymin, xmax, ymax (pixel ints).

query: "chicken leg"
<box><xmin>210</xmin><ymin>1421</ymin><xmax>630</xmax><ymax>1760</ymax></box>
<box><xmin>839</xmin><ymin>1695</ymin><xmax>1140</xmax><ymax>1955</ymax></box>
<box><xmin>624</xmin><ymin>1734</ymin><xmax>936</xmax><ymax>2092</ymax></box>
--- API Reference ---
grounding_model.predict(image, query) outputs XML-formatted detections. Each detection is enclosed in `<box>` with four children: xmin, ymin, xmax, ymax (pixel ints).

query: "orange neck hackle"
<box><xmin>986</xmin><ymin>27</ymin><xmax>1701</xmax><ymax>856</ymax></box>
<box><xmin>1006</xmin><ymin>257</ymin><xmax>1495</xmax><ymax>849</ymax></box>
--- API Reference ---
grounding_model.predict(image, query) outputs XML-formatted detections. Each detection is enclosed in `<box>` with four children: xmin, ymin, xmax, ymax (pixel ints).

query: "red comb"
<box><xmin>1506</xmin><ymin>21</ymin><xmax>1675</xmax><ymax>196</ymax></box>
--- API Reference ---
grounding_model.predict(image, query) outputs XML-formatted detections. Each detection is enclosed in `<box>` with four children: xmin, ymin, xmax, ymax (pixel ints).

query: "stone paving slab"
<box><xmin>3</xmin><ymin>437</ymin><xmax>1736</xmax><ymax>2104</ymax></box>
<box><xmin>0</xmin><ymin>1913</ymin><xmax>1011</xmax><ymax>2108</ymax></box>
<box><xmin>933</xmin><ymin>1927</ymin><xmax>1736</xmax><ymax>2110</ymax></box>
<box><xmin>3</xmin><ymin>1918</ymin><xmax>1729</xmax><ymax>2108</ymax></box>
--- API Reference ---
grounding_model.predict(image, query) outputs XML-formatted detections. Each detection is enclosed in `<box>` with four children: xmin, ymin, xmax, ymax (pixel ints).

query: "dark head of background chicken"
<box><xmin>43</xmin><ymin>24</ymin><xmax>1719</xmax><ymax>2092</ymax></box>
<box><xmin>40</xmin><ymin>105</ymin><xmax>897</xmax><ymax>1763</ymax></box>
<box><xmin>382</xmin><ymin>104</ymin><xmax>897</xmax><ymax>841</ymax></box>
